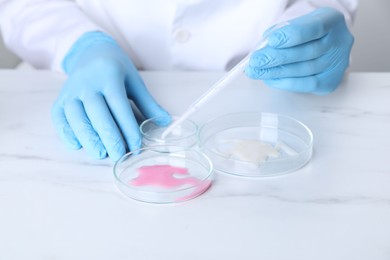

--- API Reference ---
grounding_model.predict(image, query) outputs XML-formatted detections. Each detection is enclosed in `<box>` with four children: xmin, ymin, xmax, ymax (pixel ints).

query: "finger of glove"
<box><xmin>51</xmin><ymin>104</ymin><xmax>81</xmax><ymax>150</ymax></box>
<box><xmin>246</xmin><ymin>56</ymin><xmax>328</xmax><ymax>80</ymax></box>
<box><xmin>83</xmin><ymin>93</ymin><xmax>126</xmax><ymax>161</ymax></box>
<box><xmin>263</xmin><ymin>73</ymin><xmax>339</xmax><ymax>95</ymax></box>
<box><xmin>104</xmin><ymin>86</ymin><xmax>143</xmax><ymax>153</ymax></box>
<box><xmin>249</xmin><ymin>39</ymin><xmax>328</xmax><ymax>69</ymax></box>
<box><xmin>267</xmin><ymin>7</ymin><xmax>341</xmax><ymax>48</ymax></box>
<box><xmin>64</xmin><ymin>99</ymin><xmax>107</xmax><ymax>159</ymax></box>
<box><xmin>125</xmin><ymin>73</ymin><xmax>171</xmax><ymax>126</ymax></box>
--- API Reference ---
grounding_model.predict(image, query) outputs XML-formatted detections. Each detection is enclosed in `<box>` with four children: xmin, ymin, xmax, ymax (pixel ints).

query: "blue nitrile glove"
<box><xmin>245</xmin><ymin>7</ymin><xmax>354</xmax><ymax>94</ymax></box>
<box><xmin>51</xmin><ymin>31</ymin><xmax>170</xmax><ymax>160</ymax></box>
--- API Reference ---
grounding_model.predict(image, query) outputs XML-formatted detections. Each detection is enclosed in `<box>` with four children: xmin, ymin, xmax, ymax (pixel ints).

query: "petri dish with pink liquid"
<box><xmin>113</xmin><ymin>145</ymin><xmax>213</xmax><ymax>204</ymax></box>
<box><xmin>140</xmin><ymin>115</ymin><xmax>198</xmax><ymax>148</ymax></box>
<box><xmin>199</xmin><ymin>112</ymin><xmax>313</xmax><ymax>177</ymax></box>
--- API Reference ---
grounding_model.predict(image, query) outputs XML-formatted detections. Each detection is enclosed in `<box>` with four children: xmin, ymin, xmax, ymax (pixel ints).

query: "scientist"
<box><xmin>0</xmin><ymin>0</ymin><xmax>357</xmax><ymax>160</ymax></box>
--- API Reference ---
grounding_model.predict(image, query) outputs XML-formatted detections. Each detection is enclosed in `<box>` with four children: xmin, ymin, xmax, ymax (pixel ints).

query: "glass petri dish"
<box><xmin>113</xmin><ymin>145</ymin><xmax>213</xmax><ymax>204</ymax></box>
<box><xmin>198</xmin><ymin>112</ymin><xmax>313</xmax><ymax>177</ymax></box>
<box><xmin>140</xmin><ymin>116</ymin><xmax>198</xmax><ymax>148</ymax></box>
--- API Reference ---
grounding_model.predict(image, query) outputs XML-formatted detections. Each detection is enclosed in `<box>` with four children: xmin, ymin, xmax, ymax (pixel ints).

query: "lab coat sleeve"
<box><xmin>0</xmin><ymin>0</ymin><xmax>103</xmax><ymax>71</ymax></box>
<box><xmin>277</xmin><ymin>0</ymin><xmax>358</xmax><ymax>27</ymax></box>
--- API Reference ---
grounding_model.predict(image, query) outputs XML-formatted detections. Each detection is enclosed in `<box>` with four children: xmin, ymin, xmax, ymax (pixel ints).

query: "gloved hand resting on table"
<box><xmin>51</xmin><ymin>32</ymin><xmax>170</xmax><ymax>161</ymax></box>
<box><xmin>245</xmin><ymin>7</ymin><xmax>354</xmax><ymax>94</ymax></box>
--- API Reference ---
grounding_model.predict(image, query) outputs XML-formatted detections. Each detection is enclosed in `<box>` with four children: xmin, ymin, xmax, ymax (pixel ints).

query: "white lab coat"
<box><xmin>0</xmin><ymin>0</ymin><xmax>358</xmax><ymax>72</ymax></box>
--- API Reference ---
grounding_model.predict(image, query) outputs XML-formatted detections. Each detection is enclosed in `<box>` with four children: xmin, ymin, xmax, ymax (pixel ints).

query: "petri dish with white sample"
<box><xmin>113</xmin><ymin>145</ymin><xmax>213</xmax><ymax>204</ymax></box>
<box><xmin>140</xmin><ymin>116</ymin><xmax>198</xmax><ymax>148</ymax></box>
<box><xmin>198</xmin><ymin>112</ymin><xmax>313</xmax><ymax>177</ymax></box>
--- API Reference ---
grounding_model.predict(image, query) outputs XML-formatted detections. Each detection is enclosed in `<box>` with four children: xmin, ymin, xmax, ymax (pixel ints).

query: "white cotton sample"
<box><xmin>227</xmin><ymin>139</ymin><xmax>280</xmax><ymax>163</ymax></box>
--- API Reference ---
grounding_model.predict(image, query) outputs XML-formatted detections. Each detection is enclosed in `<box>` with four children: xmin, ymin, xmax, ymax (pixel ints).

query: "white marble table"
<box><xmin>1</xmin><ymin>70</ymin><xmax>390</xmax><ymax>260</ymax></box>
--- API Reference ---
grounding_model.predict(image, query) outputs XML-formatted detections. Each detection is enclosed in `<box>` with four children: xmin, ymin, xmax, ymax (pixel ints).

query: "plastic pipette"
<box><xmin>161</xmin><ymin>22</ymin><xmax>289</xmax><ymax>139</ymax></box>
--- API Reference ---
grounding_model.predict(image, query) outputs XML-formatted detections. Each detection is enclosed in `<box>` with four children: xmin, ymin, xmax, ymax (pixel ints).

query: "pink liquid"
<box><xmin>129</xmin><ymin>164</ymin><xmax>211</xmax><ymax>202</ymax></box>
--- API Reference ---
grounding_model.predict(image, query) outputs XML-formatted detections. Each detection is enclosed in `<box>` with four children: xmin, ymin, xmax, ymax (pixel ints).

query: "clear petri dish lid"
<box><xmin>140</xmin><ymin>115</ymin><xmax>198</xmax><ymax>148</ymax></box>
<box><xmin>198</xmin><ymin>112</ymin><xmax>313</xmax><ymax>177</ymax></box>
<box><xmin>113</xmin><ymin>145</ymin><xmax>213</xmax><ymax>204</ymax></box>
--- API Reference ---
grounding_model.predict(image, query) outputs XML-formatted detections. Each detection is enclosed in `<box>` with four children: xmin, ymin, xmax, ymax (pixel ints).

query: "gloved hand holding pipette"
<box><xmin>245</xmin><ymin>7</ymin><xmax>354</xmax><ymax>94</ymax></box>
<box><xmin>162</xmin><ymin>7</ymin><xmax>354</xmax><ymax>138</ymax></box>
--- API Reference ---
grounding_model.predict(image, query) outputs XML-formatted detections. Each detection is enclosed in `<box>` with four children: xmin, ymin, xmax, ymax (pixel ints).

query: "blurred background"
<box><xmin>0</xmin><ymin>0</ymin><xmax>389</xmax><ymax>71</ymax></box>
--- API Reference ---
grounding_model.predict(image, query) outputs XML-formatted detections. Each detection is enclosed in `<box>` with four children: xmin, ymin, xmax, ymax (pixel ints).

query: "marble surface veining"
<box><xmin>1</xmin><ymin>70</ymin><xmax>390</xmax><ymax>260</ymax></box>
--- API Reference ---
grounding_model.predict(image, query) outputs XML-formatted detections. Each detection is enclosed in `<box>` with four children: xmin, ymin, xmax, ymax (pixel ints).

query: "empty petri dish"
<box><xmin>140</xmin><ymin>116</ymin><xmax>198</xmax><ymax>147</ymax></box>
<box><xmin>199</xmin><ymin>112</ymin><xmax>313</xmax><ymax>177</ymax></box>
<box><xmin>113</xmin><ymin>145</ymin><xmax>213</xmax><ymax>204</ymax></box>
